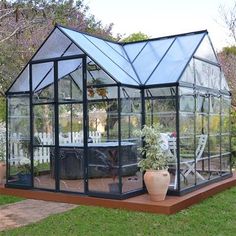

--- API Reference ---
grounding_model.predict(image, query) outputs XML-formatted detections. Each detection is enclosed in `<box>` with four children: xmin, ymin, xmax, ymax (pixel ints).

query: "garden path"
<box><xmin>0</xmin><ymin>199</ymin><xmax>77</xmax><ymax>232</ymax></box>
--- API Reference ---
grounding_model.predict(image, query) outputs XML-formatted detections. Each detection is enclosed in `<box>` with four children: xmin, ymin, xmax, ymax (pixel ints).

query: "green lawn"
<box><xmin>0</xmin><ymin>195</ymin><xmax>24</xmax><ymax>206</ymax></box>
<box><xmin>1</xmin><ymin>187</ymin><xmax>236</xmax><ymax>236</ymax></box>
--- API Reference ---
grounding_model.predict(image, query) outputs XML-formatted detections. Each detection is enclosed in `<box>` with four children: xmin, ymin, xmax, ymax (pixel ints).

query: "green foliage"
<box><xmin>0</xmin><ymin>97</ymin><xmax>6</xmax><ymax>122</ymax></box>
<box><xmin>122</xmin><ymin>32</ymin><xmax>149</xmax><ymax>43</ymax></box>
<box><xmin>134</xmin><ymin>124</ymin><xmax>170</xmax><ymax>171</ymax></box>
<box><xmin>231</xmin><ymin>108</ymin><xmax>236</xmax><ymax>167</ymax></box>
<box><xmin>222</xmin><ymin>46</ymin><xmax>236</xmax><ymax>56</ymax></box>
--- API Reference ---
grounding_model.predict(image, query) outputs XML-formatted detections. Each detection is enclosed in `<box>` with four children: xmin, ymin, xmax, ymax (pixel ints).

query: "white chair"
<box><xmin>168</xmin><ymin>134</ymin><xmax>208</xmax><ymax>189</ymax></box>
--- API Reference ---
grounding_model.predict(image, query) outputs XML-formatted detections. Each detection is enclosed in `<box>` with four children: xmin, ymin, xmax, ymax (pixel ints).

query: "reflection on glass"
<box><xmin>34</xmin><ymin>105</ymin><xmax>55</xmax><ymax>145</ymax></box>
<box><xmin>8</xmin><ymin>96</ymin><xmax>31</xmax><ymax>186</ymax></box>
<box><xmin>59</xmin><ymin>148</ymin><xmax>84</xmax><ymax>192</ymax></box>
<box><xmin>33</xmin><ymin>147</ymin><xmax>55</xmax><ymax>190</ymax></box>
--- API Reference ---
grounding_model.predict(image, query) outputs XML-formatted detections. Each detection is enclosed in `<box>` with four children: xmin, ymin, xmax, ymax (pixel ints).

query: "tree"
<box><xmin>122</xmin><ymin>32</ymin><xmax>149</xmax><ymax>43</ymax></box>
<box><xmin>0</xmin><ymin>0</ymin><xmax>115</xmax><ymax>121</ymax></box>
<box><xmin>218</xmin><ymin>47</ymin><xmax>236</xmax><ymax>106</ymax></box>
<box><xmin>218</xmin><ymin>2</ymin><xmax>236</xmax><ymax>44</ymax></box>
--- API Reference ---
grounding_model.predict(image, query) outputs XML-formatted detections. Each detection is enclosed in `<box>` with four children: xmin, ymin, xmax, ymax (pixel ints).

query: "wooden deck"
<box><xmin>1</xmin><ymin>173</ymin><xmax>236</xmax><ymax>215</ymax></box>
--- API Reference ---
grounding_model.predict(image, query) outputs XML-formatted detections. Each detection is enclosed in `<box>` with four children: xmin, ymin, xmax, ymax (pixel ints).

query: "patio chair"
<box><xmin>168</xmin><ymin>134</ymin><xmax>208</xmax><ymax>189</ymax></box>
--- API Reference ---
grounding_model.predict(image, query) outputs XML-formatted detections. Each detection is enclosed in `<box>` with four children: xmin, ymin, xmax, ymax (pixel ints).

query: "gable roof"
<box><xmin>7</xmin><ymin>25</ymin><xmax>216</xmax><ymax>94</ymax></box>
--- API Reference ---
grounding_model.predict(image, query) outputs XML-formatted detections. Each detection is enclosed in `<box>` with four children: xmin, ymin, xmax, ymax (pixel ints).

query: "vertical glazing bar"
<box><xmin>220</xmin><ymin>94</ymin><xmax>222</xmax><ymax>176</ymax></box>
<box><xmin>194</xmin><ymin>90</ymin><xmax>197</xmax><ymax>186</ymax></box>
<box><xmin>82</xmin><ymin>56</ymin><xmax>88</xmax><ymax>193</ymax></box>
<box><xmin>207</xmin><ymin>92</ymin><xmax>210</xmax><ymax>179</ymax></box>
<box><xmin>193</xmin><ymin>59</ymin><xmax>197</xmax><ymax>186</ymax></box>
<box><xmin>118</xmin><ymin>85</ymin><xmax>122</xmax><ymax>195</ymax></box>
<box><xmin>29</xmin><ymin>63</ymin><xmax>34</xmax><ymax>188</ymax></box>
<box><xmin>141</xmin><ymin>87</ymin><xmax>145</xmax><ymax>191</ymax></box>
<box><xmin>54</xmin><ymin>61</ymin><xmax>60</xmax><ymax>191</ymax></box>
<box><xmin>229</xmin><ymin>97</ymin><xmax>232</xmax><ymax>174</ymax></box>
<box><xmin>5</xmin><ymin>97</ymin><xmax>9</xmax><ymax>185</ymax></box>
<box><xmin>70</xmin><ymin>78</ymin><xmax>73</xmax><ymax>142</ymax></box>
<box><xmin>176</xmin><ymin>85</ymin><xmax>181</xmax><ymax>193</ymax></box>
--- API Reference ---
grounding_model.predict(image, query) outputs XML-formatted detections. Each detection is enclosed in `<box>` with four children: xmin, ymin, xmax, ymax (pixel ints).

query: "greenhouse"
<box><xmin>5</xmin><ymin>25</ymin><xmax>231</xmax><ymax>199</ymax></box>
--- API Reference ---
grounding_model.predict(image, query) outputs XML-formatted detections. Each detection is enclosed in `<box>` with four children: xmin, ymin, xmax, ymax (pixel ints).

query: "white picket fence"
<box><xmin>9</xmin><ymin>131</ymin><xmax>102</xmax><ymax>166</ymax></box>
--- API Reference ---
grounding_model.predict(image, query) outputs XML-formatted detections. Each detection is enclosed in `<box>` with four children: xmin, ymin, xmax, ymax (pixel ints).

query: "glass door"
<box><xmin>57</xmin><ymin>58</ymin><xmax>85</xmax><ymax>193</ymax></box>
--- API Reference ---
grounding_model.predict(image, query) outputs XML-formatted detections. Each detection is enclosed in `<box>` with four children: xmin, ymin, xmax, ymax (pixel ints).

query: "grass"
<box><xmin>0</xmin><ymin>195</ymin><xmax>24</xmax><ymax>206</ymax></box>
<box><xmin>1</xmin><ymin>187</ymin><xmax>236</xmax><ymax>236</ymax></box>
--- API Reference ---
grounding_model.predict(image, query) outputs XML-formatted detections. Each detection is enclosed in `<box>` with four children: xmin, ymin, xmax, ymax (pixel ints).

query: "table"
<box><xmin>50</xmin><ymin>142</ymin><xmax>138</xmax><ymax>179</ymax></box>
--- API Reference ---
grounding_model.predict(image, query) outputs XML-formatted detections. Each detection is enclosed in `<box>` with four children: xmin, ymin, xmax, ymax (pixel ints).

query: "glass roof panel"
<box><xmin>59</xmin><ymin>26</ymin><xmax>139</xmax><ymax>85</ymax></box>
<box><xmin>194</xmin><ymin>35</ymin><xmax>218</xmax><ymax>63</ymax></box>
<box><xmin>106</xmin><ymin>41</ymin><xmax>129</xmax><ymax>60</ymax></box>
<box><xmin>33</xmin><ymin>28</ymin><xmax>72</xmax><ymax>61</ymax></box>
<box><xmin>147</xmin><ymin>33</ymin><xmax>205</xmax><ymax>85</ymax></box>
<box><xmin>123</xmin><ymin>42</ymin><xmax>146</xmax><ymax>62</ymax></box>
<box><xmin>133</xmin><ymin>38</ymin><xmax>175</xmax><ymax>84</ymax></box>
<box><xmin>83</xmin><ymin>34</ymin><xmax>138</xmax><ymax>82</ymax></box>
<box><xmin>8</xmin><ymin>65</ymin><xmax>29</xmax><ymax>93</ymax></box>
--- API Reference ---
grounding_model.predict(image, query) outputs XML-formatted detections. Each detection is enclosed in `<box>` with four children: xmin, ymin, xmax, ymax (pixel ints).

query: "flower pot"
<box><xmin>144</xmin><ymin>170</ymin><xmax>170</xmax><ymax>201</ymax></box>
<box><xmin>0</xmin><ymin>161</ymin><xmax>6</xmax><ymax>184</ymax></box>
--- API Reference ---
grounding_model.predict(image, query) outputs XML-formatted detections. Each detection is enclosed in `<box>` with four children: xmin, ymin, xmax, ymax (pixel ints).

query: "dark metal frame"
<box><xmin>5</xmin><ymin>25</ymin><xmax>232</xmax><ymax>199</ymax></box>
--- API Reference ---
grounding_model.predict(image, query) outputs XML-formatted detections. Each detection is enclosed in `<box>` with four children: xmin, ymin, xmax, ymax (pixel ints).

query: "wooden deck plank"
<box><xmin>1</xmin><ymin>173</ymin><xmax>236</xmax><ymax>215</ymax></box>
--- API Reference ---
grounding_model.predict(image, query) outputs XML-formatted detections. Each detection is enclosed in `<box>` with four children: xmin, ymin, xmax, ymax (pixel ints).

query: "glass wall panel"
<box><xmin>33</xmin><ymin>104</ymin><xmax>55</xmax><ymax>145</ymax></box>
<box><xmin>87</xmin><ymin>58</ymin><xmax>116</xmax><ymax>85</ymax></box>
<box><xmin>194</xmin><ymin>35</ymin><xmax>218</xmax><ymax>63</ymax></box>
<box><xmin>208</xmin><ymin>94</ymin><xmax>221</xmax><ymax>179</ymax></box>
<box><xmin>195</xmin><ymin>91</ymin><xmax>209</xmax><ymax>181</ymax></box>
<box><xmin>87</xmin><ymin>69</ymin><xmax>120</xmax><ymax>194</ymax></box>
<box><xmin>120</xmin><ymin>87</ymin><xmax>142</xmax><ymax>193</ymax></box>
<box><xmin>195</xmin><ymin>59</ymin><xmax>220</xmax><ymax>90</ymax></box>
<box><xmin>145</xmin><ymin>87</ymin><xmax>176</xmax><ymax>131</ymax></box>
<box><xmin>145</xmin><ymin>87</ymin><xmax>177</xmax><ymax>190</ymax></box>
<box><xmin>7</xmin><ymin>96</ymin><xmax>31</xmax><ymax>186</ymax></box>
<box><xmin>58</xmin><ymin>147</ymin><xmax>84</xmax><ymax>192</ymax></box>
<box><xmin>221</xmin><ymin>154</ymin><xmax>231</xmax><ymax>173</ymax></box>
<box><xmin>33</xmin><ymin>147</ymin><xmax>55</xmax><ymax>189</ymax></box>
<box><xmin>179</xmin><ymin>84</ymin><xmax>196</xmax><ymax>189</ymax></box>
<box><xmin>179</xmin><ymin>59</ymin><xmax>194</xmax><ymax>84</ymax></box>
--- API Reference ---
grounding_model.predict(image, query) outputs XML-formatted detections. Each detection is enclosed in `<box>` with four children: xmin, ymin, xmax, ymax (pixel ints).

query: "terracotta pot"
<box><xmin>144</xmin><ymin>170</ymin><xmax>170</xmax><ymax>201</ymax></box>
<box><xmin>0</xmin><ymin>161</ymin><xmax>6</xmax><ymax>184</ymax></box>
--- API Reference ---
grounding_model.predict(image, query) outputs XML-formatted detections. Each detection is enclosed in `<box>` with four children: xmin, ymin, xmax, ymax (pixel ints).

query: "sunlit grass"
<box><xmin>1</xmin><ymin>187</ymin><xmax>236</xmax><ymax>236</ymax></box>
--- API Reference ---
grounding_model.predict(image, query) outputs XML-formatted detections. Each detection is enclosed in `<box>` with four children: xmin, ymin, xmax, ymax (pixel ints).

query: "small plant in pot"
<box><xmin>18</xmin><ymin>137</ymin><xmax>41</xmax><ymax>183</ymax></box>
<box><xmin>105</xmin><ymin>149</ymin><xmax>119</xmax><ymax>193</ymax></box>
<box><xmin>134</xmin><ymin>124</ymin><xmax>171</xmax><ymax>201</ymax></box>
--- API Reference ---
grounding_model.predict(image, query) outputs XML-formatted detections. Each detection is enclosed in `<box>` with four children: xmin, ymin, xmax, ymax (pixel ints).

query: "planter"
<box><xmin>108</xmin><ymin>182</ymin><xmax>120</xmax><ymax>193</ymax></box>
<box><xmin>144</xmin><ymin>170</ymin><xmax>170</xmax><ymax>201</ymax></box>
<box><xmin>18</xmin><ymin>173</ymin><xmax>31</xmax><ymax>185</ymax></box>
<box><xmin>0</xmin><ymin>161</ymin><xmax>6</xmax><ymax>184</ymax></box>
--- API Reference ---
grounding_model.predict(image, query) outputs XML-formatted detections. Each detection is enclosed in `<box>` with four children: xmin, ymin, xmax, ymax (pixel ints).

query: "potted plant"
<box><xmin>18</xmin><ymin>137</ymin><xmax>40</xmax><ymax>183</ymax></box>
<box><xmin>134</xmin><ymin>124</ymin><xmax>171</xmax><ymax>201</ymax></box>
<box><xmin>107</xmin><ymin>149</ymin><xmax>119</xmax><ymax>193</ymax></box>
